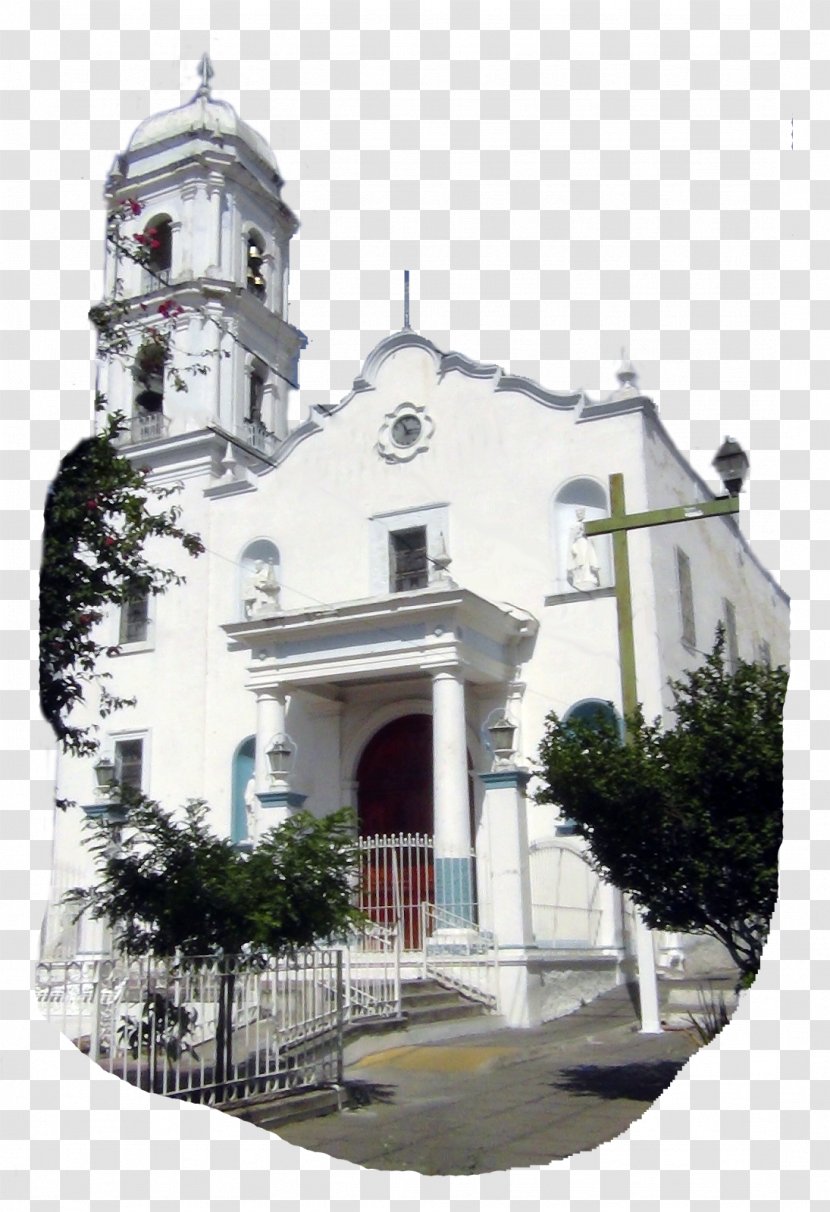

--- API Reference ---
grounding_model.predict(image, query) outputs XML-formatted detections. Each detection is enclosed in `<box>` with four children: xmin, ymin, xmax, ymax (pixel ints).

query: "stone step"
<box><xmin>404</xmin><ymin>999</ymin><xmax>489</xmax><ymax>1026</ymax></box>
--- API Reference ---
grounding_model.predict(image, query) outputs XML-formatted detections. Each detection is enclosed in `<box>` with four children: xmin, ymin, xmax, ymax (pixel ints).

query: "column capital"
<box><xmin>255</xmin><ymin>686</ymin><xmax>285</xmax><ymax>704</ymax></box>
<box><xmin>479</xmin><ymin>768</ymin><xmax>532</xmax><ymax>793</ymax></box>
<box><xmin>431</xmin><ymin>665</ymin><xmax>464</xmax><ymax>683</ymax></box>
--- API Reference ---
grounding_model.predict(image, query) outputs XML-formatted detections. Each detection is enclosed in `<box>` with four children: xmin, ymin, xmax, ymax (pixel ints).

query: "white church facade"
<box><xmin>45</xmin><ymin>69</ymin><xmax>789</xmax><ymax>1028</ymax></box>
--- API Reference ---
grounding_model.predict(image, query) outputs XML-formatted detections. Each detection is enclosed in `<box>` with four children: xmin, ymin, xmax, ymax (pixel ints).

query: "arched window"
<box><xmin>141</xmin><ymin>216</ymin><xmax>172</xmax><ymax>290</ymax></box>
<box><xmin>552</xmin><ymin>478</ymin><xmax>613</xmax><ymax>594</ymax></box>
<box><xmin>246</xmin><ymin>232</ymin><xmax>266</xmax><ymax>299</ymax></box>
<box><xmin>231</xmin><ymin>736</ymin><xmax>255</xmax><ymax>844</ymax></box>
<box><xmin>557</xmin><ymin>699</ymin><xmax>621</xmax><ymax>834</ymax></box>
<box><xmin>248</xmin><ymin>368</ymin><xmax>265</xmax><ymax>424</ymax></box>
<box><xmin>239</xmin><ymin>539</ymin><xmax>281</xmax><ymax>621</ymax></box>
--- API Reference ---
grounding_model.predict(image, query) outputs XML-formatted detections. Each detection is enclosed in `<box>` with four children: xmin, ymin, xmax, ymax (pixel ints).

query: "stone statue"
<box><xmin>243</xmin><ymin>558</ymin><xmax>280</xmax><ymax>618</ymax></box>
<box><xmin>567</xmin><ymin>508</ymin><xmax>601</xmax><ymax>591</ymax></box>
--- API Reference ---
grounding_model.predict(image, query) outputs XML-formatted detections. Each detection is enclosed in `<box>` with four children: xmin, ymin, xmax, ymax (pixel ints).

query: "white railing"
<box><xmin>238</xmin><ymin>419</ymin><xmax>278</xmax><ymax>456</ymax></box>
<box><xmin>35</xmin><ymin>940</ymin><xmax>406</xmax><ymax>1105</ymax></box>
<box><xmin>113</xmin><ymin>412</ymin><xmax>171</xmax><ymax>446</ymax></box>
<box><xmin>420</xmin><ymin>903</ymin><xmax>499</xmax><ymax>1010</ymax></box>
<box><xmin>342</xmin><ymin>920</ymin><xmax>402</xmax><ymax>1023</ymax></box>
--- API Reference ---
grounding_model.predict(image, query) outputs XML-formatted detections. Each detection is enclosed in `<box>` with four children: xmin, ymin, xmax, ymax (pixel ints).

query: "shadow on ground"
<box><xmin>342</xmin><ymin>1079</ymin><xmax>397</xmax><ymax>1107</ymax></box>
<box><xmin>552</xmin><ymin>1058</ymin><xmax>689</xmax><ymax>1103</ymax></box>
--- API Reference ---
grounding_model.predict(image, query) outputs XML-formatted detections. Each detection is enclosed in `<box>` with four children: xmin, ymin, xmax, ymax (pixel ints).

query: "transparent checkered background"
<box><xmin>2</xmin><ymin>0</ymin><xmax>825</xmax><ymax>1203</ymax></box>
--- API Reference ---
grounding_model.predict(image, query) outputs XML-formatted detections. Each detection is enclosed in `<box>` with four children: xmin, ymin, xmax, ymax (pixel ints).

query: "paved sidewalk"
<box><xmin>274</xmin><ymin>985</ymin><xmax>700</xmax><ymax>1174</ymax></box>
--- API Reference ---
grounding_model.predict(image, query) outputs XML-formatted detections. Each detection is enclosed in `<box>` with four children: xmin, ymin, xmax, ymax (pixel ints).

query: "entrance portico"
<box><xmin>223</xmin><ymin>585</ymin><xmax>538</xmax><ymax>924</ymax></box>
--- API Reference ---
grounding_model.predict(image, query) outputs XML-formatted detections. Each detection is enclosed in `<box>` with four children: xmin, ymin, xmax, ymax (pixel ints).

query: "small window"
<box><xmin>248</xmin><ymin>370</ymin><xmax>265</xmax><ymax>423</ymax></box>
<box><xmin>246</xmin><ymin>235</ymin><xmax>266</xmax><ymax>299</ymax></box>
<box><xmin>757</xmin><ymin>639</ymin><xmax>771</xmax><ymax>667</ymax></box>
<box><xmin>723</xmin><ymin>600</ymin><xmax>739</xmax><ymax>672</ymax></box>
<box><xmin>390</xmin><ymin>527</ymin><xmax>429</xmax><ymax>592</ymax></box>
<box><xmin>676</xmin><ymin>548</ymin><xmax>696</xmax><ymax>648</ymax></box>
<box><xmin>119</xmin><ymin>596</ymin><xmax>150</xmax><ymax>645</ymax></box>
<box><xmin>114</xmin><ymin>737</ymin><xmax>144</xmax><ymax>791</ymax></box>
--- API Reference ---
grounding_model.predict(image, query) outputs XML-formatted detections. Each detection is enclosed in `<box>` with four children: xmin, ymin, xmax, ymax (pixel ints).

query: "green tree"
<box><xmin>535</xmin><ymin>630</ymin><xmax>787</xmax><ymax>987</ymax></box>
<box><xmin>39</xmin><ymin>417</ymin><xmax>204</xmax><ymax>758</ymax></box>
<box><xmin>66</xmin><ymin>796</ymin><xmax>363</xmax><ymax>1089</ymax></box>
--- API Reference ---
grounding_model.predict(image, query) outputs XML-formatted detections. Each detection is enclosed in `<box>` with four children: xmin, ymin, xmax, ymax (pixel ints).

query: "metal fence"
<box><xmin>420</xmin><ymin>903</ymin><xmax>499</xmax><ymax>1010</ymax></box>
<box><xmin>35</xmin><ymin>941</ymin><xmax>402</xmax><ymax>1107</ymax></box>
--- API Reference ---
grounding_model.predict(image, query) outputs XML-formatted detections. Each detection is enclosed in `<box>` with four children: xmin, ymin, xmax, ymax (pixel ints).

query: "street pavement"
<box><xmin>274</xmin><ymin>985</ymin><xmax>700</xmax><ymax>1175</ymax></box>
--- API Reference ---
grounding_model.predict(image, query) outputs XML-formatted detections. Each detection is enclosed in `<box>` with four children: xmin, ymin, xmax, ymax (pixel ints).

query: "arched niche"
<box><xmin>231</xmin><ymin>735</ymin><xmax>255</xmax><ymax>844</ymax></box>
<box><xmin>238</xmin><ymin>539</ymin><xmax>281</xmax><ymax>621</ymax></box>
<box><xmin>141</xmin><ymin>214</ymin><xmax>173</xmax><ymax>290</ymax></box>
<box><xmin>551</xmin><ymin>477</ymin><xmax>613</xmax><ymax>594</ymax></box>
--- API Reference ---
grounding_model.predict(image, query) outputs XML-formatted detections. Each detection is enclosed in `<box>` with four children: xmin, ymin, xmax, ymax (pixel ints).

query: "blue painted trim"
<box><xmin>257</xmin><ymin>790</ymin><xmax>307</xmax><ymax>810</ymax></box>
<box><xmin>479</xmin><ymin>769</ymin><xmax>532</xmax><ymax>791</ymax></box>
<box><xmin>82</xmin><ymin>802</ymin><xmax>128</xmax><ymax>824</ymax></box>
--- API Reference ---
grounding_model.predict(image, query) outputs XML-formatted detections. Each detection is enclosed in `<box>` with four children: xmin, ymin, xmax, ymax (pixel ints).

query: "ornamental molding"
<box><xmin>376</xmin><ymin>400</ymin><xmax>435</xmax><ymax>464</ymax></box>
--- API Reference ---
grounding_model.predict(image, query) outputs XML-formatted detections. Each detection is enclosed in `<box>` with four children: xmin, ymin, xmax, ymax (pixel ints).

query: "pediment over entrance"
<box><xmin>223</xmin><ymin>585</ymin><xmax>538</xmax><ymax>692</ymax></box>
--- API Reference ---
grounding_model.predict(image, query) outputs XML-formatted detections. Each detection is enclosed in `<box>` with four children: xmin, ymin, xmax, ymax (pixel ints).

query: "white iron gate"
<box><xmin>358</xmin><ymin>832</ymin><xmax>435</xmax><ymax>949</ymax></box>
<box><xmin>529</xmin><ymin>838</ymin><xmax>604</xmax><ymax>947</ymax></box>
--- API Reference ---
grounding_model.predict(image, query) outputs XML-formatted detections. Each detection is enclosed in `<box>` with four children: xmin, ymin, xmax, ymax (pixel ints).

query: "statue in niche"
<box><xmin>566</xmin><ymin>507</ymin><xmax>601</xmax><ymax>591</ymax></box>
<box><xmin>243</xmin><ymin>558</ymin><xmax>280</xmax><ymax>618</ymax></box>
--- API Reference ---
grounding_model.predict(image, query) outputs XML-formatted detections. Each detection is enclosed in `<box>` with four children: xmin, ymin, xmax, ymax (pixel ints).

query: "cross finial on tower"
<box><xmin>196</xmin><ymin>52</ymin><xmax>214</xmax><ymax>97</ymax></box>
<box><xmin>403</xmin><ymin>269</ymin><xmax>411</xmax><ymax>330</ymax></box>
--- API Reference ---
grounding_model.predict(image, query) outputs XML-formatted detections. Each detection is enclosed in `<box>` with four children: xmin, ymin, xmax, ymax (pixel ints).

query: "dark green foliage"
<box><xmin>66</xmin><ymin>796</ymin><xmax>363</xmax><ymax>1092</ymax></box>
<box><xmin>535</xmin><ymin>629</ymin><xmax>787</xmax><ymax>983</ymax></box>
<box><xmin>66</xmin><ymin>795</ymin><xmax>363</xmax><ymax>959</ymax></box>
<box><xmin>117</xmin><ymin>991</ymin><xmax>200</xmax><ymax>1068</ymax></box>
<box><xmin>39</xmin><ymin>412</ymin><xmax>204</xmax><ymax>758</ymax></box>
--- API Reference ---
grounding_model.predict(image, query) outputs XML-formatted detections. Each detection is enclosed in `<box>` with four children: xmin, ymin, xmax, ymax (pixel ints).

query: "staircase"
<box><xmin>400</xmin><ymin>978</ymin><xmax>492</xmax><ymax>1028</ymax></box>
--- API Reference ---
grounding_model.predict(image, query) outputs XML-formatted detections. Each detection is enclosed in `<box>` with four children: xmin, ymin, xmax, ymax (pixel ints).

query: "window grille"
<box><xmin>389</xmin><ymin>527</ymin><xmax>429</xmax><ymax>592</ymax></box>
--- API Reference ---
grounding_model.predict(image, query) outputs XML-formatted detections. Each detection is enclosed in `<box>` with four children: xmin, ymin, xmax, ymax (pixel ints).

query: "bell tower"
<box><xmin>99</xmin><ymin>55</ymin><xmax>306</xmax><ymax>460</ymax></box>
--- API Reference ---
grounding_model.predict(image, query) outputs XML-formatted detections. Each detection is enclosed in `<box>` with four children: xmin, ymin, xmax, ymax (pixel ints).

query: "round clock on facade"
<box><xmin>391</xmin><ymin>413</ymin><xmax>422</xmax><ymax>447</ymax></box>
<box><xmin>377</xmin><ymin>402</ymin><xmax>435</xmax><ymax>463</ymax></box>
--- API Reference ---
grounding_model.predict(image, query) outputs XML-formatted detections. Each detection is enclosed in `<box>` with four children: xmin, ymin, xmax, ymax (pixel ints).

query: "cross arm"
<box><xmin>583</xmin><ymin>494</ymin><xmax>739</xmax><ymax>537</ymax></box>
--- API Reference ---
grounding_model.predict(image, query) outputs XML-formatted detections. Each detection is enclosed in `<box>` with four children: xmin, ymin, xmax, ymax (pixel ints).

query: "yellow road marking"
<box><xmin>354</xmin><ymin>1045</ymin><xmax>515</xmax><ymax>1073</ymax></box>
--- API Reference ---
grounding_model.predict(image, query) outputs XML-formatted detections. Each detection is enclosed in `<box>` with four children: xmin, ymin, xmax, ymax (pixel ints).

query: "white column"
<box><xmin>179</xmin><ymin>183</ymin><xmax>197</xmax><ymax>278</ymax></box>
<box><xmin>255</xmin><ymin>688</ymin><xmax>286</xmax><ymax>793</ymax></box>
<box><xmin>432</xmin><ymin>668</ymin><xmax>473</xmax><ymax>920</ymax></box>
<box><xmin>432</xmin><ymin>669</ymin><xmax>470</xmax><ymax>858</ymax></box>
<box><xmin>635</xmin><ymin>910</ymin><xmax>662</xmax><ymax>1034</ymax></box>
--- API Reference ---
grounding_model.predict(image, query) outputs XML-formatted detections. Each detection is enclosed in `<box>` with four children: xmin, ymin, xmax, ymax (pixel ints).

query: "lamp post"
<box><xmin>582</xmin><ymin>436</ymin><xmax>748</xmax><ymax>1033</ymax></box>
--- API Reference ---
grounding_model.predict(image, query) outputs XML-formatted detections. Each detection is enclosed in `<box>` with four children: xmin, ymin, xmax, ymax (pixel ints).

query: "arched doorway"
<box><xmin>356</xmin><ymin>714</ymin><xmax>433</xmax><ymax>838</ymax></box>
